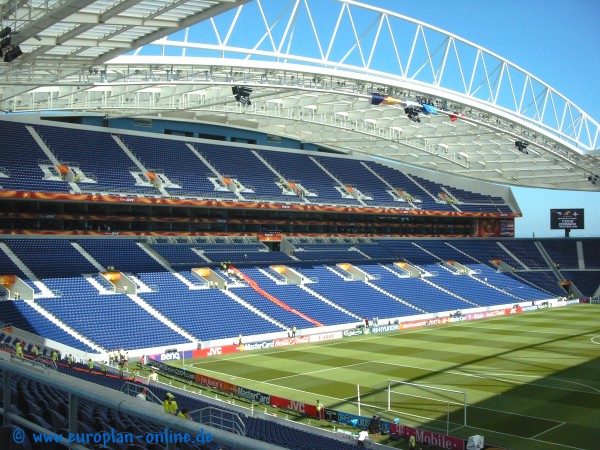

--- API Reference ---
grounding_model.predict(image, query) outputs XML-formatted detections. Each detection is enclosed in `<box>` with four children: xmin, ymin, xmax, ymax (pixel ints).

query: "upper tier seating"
<box><xmin>120</xmin><ymin>135</ymin><xmax>237</xmax><ymax>200</ymax></box>
<box><xmin>256</xmin><ymin>151</ymin><xmax>362</xmax><ymax>206</ymax></box>
<box><xmin>499</xmin><ymin>240</ymin><xmax>548</xmax><ymax>269</ymax></box>
<box><xmin>541</xmin><ymin>240</ymin><xmax>580</xmax><ymax>269</ymax></box>
<box><xmin>33</xmin><ymin>124</ymin><xmax>157</xmax><ymax>196</ymax></box>
<box><xmin>0</xmin><ymin>120</ymin><xmax>515</xmax><ymax>213</ymax></box>
<box><xmin>0</xmin><ymin>121</ymin><xmax>70</xmax><ymax>193</ymax></box>
<box><xmin>582</xmin><ymin>239</ymin><xmax>600</xmax><ymax>268</ymax></box>
<box><xmin>311</xmin><ymin>156</ymin><xmax>399</xmax><ymax>207</ymax></box>
<box><xmin>198</xmin><ymin>144</ymin><xmax>296</xmax><ymax>203</ymax></box>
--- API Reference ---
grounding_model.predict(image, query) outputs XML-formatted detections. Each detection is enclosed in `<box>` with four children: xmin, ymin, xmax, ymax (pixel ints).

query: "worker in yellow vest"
<box><xmin>163</xmin><ymin>393</ymin><xmax>178</xmax><ymax>415</ymax></box>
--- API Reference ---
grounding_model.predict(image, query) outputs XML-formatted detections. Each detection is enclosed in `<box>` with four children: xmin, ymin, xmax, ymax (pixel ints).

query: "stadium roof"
<box><xmin>1</xmin><ymin>0</ymin><xmax>599</xmax><ymax>191</ymax></box>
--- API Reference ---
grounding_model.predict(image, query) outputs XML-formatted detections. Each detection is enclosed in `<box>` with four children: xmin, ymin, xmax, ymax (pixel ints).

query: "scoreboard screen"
<box><xmin>550</xmin><ymin>209</ymin><xmax>584</xmax><ymax>230</ymax></box>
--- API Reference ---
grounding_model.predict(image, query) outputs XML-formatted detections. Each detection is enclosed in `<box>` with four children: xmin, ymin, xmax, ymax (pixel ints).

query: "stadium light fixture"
<box><xmin>404</xmin><ymin>106</ymin><xmax>421</xmax><ymax>123</ymax></box>
<box><xmin>515</xmin><ymin>141</ymin><xmax>529</xmax><ymax>154</ymax></box>
<box><xmin>0</xmin><ymin>26</ymin><xmax>12</xmax><ymax>59</ymax></box>
<box><xmin>4</xmin><ymin>46</ymin><xmax>23</xmax><ymax>63</ymax></box>
<box><xmin>232</xmin><ymin>86</ymin><xmax>252</xmax><ymax>106</ymax></box>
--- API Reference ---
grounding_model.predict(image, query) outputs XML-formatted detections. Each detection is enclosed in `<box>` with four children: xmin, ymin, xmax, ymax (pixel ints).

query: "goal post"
<box><xmin>387</xmin><ymin>379</ymin><xmax>467</xmax><ymax>435</ymax></box>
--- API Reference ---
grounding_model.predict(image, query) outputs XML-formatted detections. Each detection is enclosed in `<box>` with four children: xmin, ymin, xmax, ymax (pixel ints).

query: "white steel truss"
<box><xmin>0</xmin><ymin>0</ymin><xmax>598</xmax><ymax>190</ymax></box>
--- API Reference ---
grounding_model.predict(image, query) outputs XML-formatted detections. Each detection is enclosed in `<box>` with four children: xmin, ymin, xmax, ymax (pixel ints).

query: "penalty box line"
<box><xmin>184</xmin><ymin>362</ymin><xmax>372</xmax><ymax>405</ymax></box>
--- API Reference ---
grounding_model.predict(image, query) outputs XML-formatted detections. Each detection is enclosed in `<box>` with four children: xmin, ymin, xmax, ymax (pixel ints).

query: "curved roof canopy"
<box><xmin>1</xmin><ymin>0</ymin><xmax>598</xmax><ymax>191</ymax></box>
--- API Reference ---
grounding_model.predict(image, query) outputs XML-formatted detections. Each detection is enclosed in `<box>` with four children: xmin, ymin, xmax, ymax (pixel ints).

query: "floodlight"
<box><xmin>232</xmin><ymin>86</ymin><xmax>252</xmax><ymax>106</ymax></box>
<box><xmin>4</xmin><ymin>46</ymin><xmax>22</xmax><ymax>63</ymax></box>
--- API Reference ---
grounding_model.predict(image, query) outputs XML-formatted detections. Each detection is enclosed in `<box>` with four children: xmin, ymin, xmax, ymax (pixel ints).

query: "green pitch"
<box><xmin>167</xmin><ymin>305</ymin><xmax>600</xmax><ymax>450</ymax></box>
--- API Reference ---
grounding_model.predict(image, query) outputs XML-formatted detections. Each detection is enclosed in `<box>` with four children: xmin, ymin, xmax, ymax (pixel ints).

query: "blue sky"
<box><xmin>170</xmin><ymin>0</ymin><xmax>599</xmax><ymax>237</ymax></box>
<box><xmin>367</xmin><ymin>0</ymin><xmax>600</xmax><ymax>237</ymax></box>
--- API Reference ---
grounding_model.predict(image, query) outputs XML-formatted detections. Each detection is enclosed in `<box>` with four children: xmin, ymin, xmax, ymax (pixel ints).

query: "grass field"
<box><xmin>164</xmin><ymin>305</ymin><xmax>600</xmax><ymax>450</ymax></box>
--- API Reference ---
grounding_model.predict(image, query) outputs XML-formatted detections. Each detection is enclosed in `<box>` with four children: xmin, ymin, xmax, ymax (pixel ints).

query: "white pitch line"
<box><xmin>357</xmin><ymin>359</ymin><xmax>600</xmax><ymax>396</ymax></box>
<box><xmin>530</xmin><ymin>422</ymin><xmax>567</xmax><ymax>439</ymax></box>
<box><xmin>189</xmin><ymin>312</ymin><xmax>532</xmax><ymax>366</ymax></box>
<box><xmin>189</xmin><ymin>365</ymin><xmax>583</xmax><ymax>450</ymax></box>
<box><xmin>184</xmin><ymin>365</ymin><xmax>350</xmax><ymax>404</ymax></box>
<box><xmin>264</xmin><ymin>361</ymin><xmax>368</xmax><ymax>382</ymax></box>
<box><xmin>458</xmin><ymin>325</ymin><xmax>576</xmax><ymax>336</ymax></box>
<box><xmin>470</xmin><ymin>404</ymin><xmax>563</xmax><ymax>422</ymax></box>
<box><xmin>177</xmin><ymin>308</ymin><xmax>600</xmax><ymax>450</ymax></box>
<box><xmin>470</xmin><ymin>424</ymin><xmax>582</xmax><ymax>450</ymax></box>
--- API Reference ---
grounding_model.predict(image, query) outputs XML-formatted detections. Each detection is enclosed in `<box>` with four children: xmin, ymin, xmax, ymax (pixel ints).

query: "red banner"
<box><xmin>464</xmin><ymin>308</ymin><xmax>515</xmax><ymax>321</ymax></box>
<box><xmin>191</xmin><ymin>344</ymin><xmax>238</xmax><ymax>358</ymax></box>
<box><xmin>273</xmin><ymin>336</ymin><xmax>311</xmax><ymax>348</ymax></box>
<box><xmin>390</xmin><ymin>424</ymin><xmax>464</xmax><ymax>450</ymax></box>
<box><xmin>194</xmin><ymin>373</ymin><xmax>238</xmax><ymax>396</ymax></box>
<box><xmin>270</xmin><ymin>395</ymin><xmax>318</xmax><ymax>417</ymax></box>
<box><xmin>230</xmin><ymin>267</ymin><xmax>324</xmax><ymax>327</ymax></box>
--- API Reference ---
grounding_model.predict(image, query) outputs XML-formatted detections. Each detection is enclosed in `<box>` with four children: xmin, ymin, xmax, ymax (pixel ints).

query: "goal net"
<box><xmin>387</xmin><ymin>379</ymin><xmax>467</xmax><ymax>435</ymax></box>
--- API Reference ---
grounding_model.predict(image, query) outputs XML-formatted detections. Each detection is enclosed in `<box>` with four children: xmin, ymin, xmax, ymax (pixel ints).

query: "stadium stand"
<box><xmin>1</xmin><ymin>119</ymin><xmax>598</xmax><ymax>450</ymax></box>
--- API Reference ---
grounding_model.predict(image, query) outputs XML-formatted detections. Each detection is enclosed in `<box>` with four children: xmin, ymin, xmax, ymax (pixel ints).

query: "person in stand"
<box><xmin>163</xmin><ymin>393</ymin><xmax>178</xmax><ymax>415</ymax></box>
<box><xmin>88</xmin><ymin>358</ymin><xmax>94</xmax><ymax>372</ymax></box>
<box><xmin>32</xmin><ymin>345</ymin><xmax>40</xmax><ymax>357</ymax></box>
<box><xmin>137</xmin><ymin>387</ymin><xmax>148</xmax><ymax>401</ymax></box>
<box><xmin>101</xmin><ymin>361</ymin><xmax>107</xmax><ymax>376</ymax></box>
<box><xmin>15</xmin><ymin>342</ymin><xmax>24</xmax><ymax>358</ymax></box>
<box><xmin>316</xmin><ymin>399</ymin><xmax>324</xmax><ymax>420</ymax></box>
<box><xmin>51</xmin><ymin>350</ymin><xmax>58</xmax><ymax>362</ymax></box>
<box><xmin>238</xmin><ymin>333</ymin><xmax>243</xmax><ymax>345</ymax></box>
<box><xmin>67</xmin><ymin>354</ymin><xmax>73</xmax><ymax>368</ymax></box>
<box><xmin>367</xmin><ymin>415</ymin><xmax>381</xmax><ymax>436</ymax></box>
<box><xmin>408</xmin><ymin>434</ymin><xmax>417</xmax><ymax>450</ymax></box>
<box><xmin>357</xmin><ymin>428</ymin><xmax>369</xmax><ymax>447</ymax></box>
<box><xmin>178</xmin><ymin>408</ymin><xmax>193</xmax><ymax>420</ymax></box>
<box><xmin>291</xmin><ymin>325</ymin><xmax>297</xmax><ymax>337</ymax></box>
